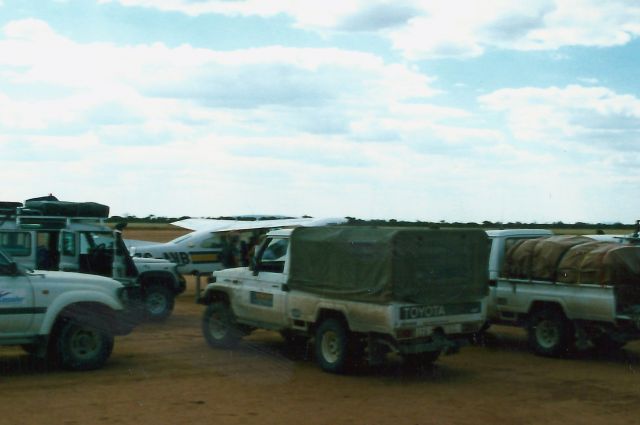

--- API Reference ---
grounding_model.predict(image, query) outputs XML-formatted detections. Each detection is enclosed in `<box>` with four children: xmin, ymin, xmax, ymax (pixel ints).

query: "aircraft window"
<box><xmin>171</xmin><ymin>234</ymin><xmax>192</xmax><ymax>244</ymax></box>
<box><xmin>0</xmin><ymin>232</ymin><xmax>31</xmax><ymax>257</ymax></box>
<box><xmin>200</xmin><ymin>236</ymin><xmax>222</xmax><ymax>249</ymax></box>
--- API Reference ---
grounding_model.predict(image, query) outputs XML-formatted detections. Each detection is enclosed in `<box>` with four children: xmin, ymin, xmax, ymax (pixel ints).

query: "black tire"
<box><xmin>403</xmin><ymin>350</ymin><xmax>441</xmax><ymax>369</ymax></box>
<box><xmin>144</xmin><ymin>285</ymin><xmax>175</xmax><ymax>322</ymax></box>
<box><xmin>55</xmin><ymin>319</ymin><xmax>114</xmax><ymax>371</ymax></box>
<box><xmin>202</xmin><ymin>302</ymin><xmax>242</xmax><ymax>348</ymax></box>
<box><xmin>527</xmin><ymin>308</ymin><xmax>574</xmax><ymax>357</ymax></box>
<box><xmin>314</xmin><ymin>318</ymin><xmax>354</xmax><ymax>374</ymax></box>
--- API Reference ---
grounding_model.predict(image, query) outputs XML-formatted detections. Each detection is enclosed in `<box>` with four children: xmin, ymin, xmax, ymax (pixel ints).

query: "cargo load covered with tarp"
<box><xmin>287</xmin><ymin>226</ymin><xmax>489</xmax><ymax>305</ymax></box>
<box><xmin>502</xmin><ymin>235</ymin><xmax>593</xmax><ymax>280</ymax></box>
<box><xmin>556</xmin><ymin>242</ymin><xmax>640</xmax><ymax>286</ymax></box>
<box><xmin>503</xmin><ymin>235</ymin><xmax>640</xmax><ymax>286</ymax></box>
<box><xmin>0</xmin><ymin>202</ymin><xmax>22</xmax><ymax>215</ymax></box>
<box><xmin>23</xmin><ymin>200</ymin><xmax>109</xmax><ymax>218</ymax></box>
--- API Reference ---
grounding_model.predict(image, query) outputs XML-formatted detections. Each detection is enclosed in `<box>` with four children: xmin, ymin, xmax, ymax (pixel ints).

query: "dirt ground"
<box><xmin>1</xmin><ymin>227</ymin><xmax>640</xmax><ymax>425</ymax></box>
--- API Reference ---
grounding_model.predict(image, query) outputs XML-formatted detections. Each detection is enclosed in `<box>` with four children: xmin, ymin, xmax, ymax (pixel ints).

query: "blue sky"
<box><xmin>1</xmin><ymin>0</ymin><xmax>640</xmax><ymax>223</ymax></box>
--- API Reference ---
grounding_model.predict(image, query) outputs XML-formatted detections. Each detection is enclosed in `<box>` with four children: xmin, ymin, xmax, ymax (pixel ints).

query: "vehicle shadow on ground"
<box><xmin>237</xmin><ymin>336</ymin><xmax>472</xmax><ymax>382</ymax></box>
<box><xmin>476</xmin><ymin>330</ymin><xmax>640</xmax><ymax>366</ymax></box>
<box><xmin>0</xmin><ymin>353</ymin><xmax>52</xmax><ymax>376</ymax></box>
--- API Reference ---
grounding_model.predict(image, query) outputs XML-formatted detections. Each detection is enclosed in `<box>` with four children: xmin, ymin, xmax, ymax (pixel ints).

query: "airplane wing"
<box><xmin>171</xmin><ymin>217</ymin><xmax>347</xmax><ymax>233</ymax></box>
<box><xmin>124</xmin><ymin>239</ymin><xmax>162</xmax><ymax>250</ymax></box>
<box><xmin>170</xmin><ymin>218</ymin><xmax>241</xmax><ymax>231</ymax></box>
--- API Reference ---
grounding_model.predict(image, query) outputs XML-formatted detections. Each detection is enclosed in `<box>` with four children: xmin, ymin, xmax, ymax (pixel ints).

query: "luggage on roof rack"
<box><xmin>0</xmin><ymin>202</ymin><xmax>23</xmax><ymax>216</ymax></box>
<box><xmin>22</xmin><ymin>200</ymin><xmax>109</xmax><ymax>218</ymax></box>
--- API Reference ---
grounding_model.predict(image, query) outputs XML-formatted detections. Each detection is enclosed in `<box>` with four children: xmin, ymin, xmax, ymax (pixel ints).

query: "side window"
<box><xmin>200</xmin><ymin>236</ymin><xmax>222</xmax><ymax>249</ymax></box>
<box><xmin>0</xmin><ymin>232</ymin><xmax>32</xmax><ymax>257</ymax></box>
<box><xmin>259</xmin><ymin>238</ymin><xmax>288</xmax><ymax>273</ymax></box>
<box><xmin>504</xmin><ymin>238</ymin><xmax>523</xmax><ymax>252</ymax></box>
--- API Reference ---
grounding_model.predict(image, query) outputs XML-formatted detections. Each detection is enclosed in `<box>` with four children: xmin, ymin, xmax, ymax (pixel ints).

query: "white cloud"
<box><xmin>102</xmin><ymin>0</ymin><xmax>640</xmax><ymax>59</ymax></box>
<box><xmin>0</xmin><ymin>19</ymin><xmax>441</xmax><ymax>140</ymax></box>
<box><xmin>479</xmin><ymin>84</ymin><xmax>640</xmax><ymax>151</ymax></box>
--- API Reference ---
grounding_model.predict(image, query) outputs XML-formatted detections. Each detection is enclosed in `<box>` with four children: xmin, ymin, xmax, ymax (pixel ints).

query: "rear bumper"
<box><xmin>396</xmin><ymin>331</ymin><xmax>470</xmax><ymax>355</ymax></box>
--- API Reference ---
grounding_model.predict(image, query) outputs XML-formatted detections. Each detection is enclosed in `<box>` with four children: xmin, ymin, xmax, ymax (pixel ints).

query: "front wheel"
<box><xmin>144</xmin><ymin>285</ymin><xmax>175</xmax><ymax>322</ymax></box>
<box><xmin>55</xmin><ymin>320</ymin><xmax>114</xmax><ymax>371</ymax></box>
<box><xmin>527</xmin><ymin>308</ymin><xmax>574</xmax><ymax>357</ymax></box>
<box><xmin>202</xmin><ymin>302</ymin><xmax>242</xmax><ymax>348</ymax></box>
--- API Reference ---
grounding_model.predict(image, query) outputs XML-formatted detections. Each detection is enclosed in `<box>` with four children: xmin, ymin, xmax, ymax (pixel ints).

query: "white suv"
<box><xmin>0</xmin><ymin>249</ymin><xmax>137</xmax><ymax>370</ymax></box>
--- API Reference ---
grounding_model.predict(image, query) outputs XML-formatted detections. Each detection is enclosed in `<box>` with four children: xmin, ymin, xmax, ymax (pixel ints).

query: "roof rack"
<box><xmin>15</xmin><ymin>215</ymin><xmax>106</xmax><ymax>229</ymax></box>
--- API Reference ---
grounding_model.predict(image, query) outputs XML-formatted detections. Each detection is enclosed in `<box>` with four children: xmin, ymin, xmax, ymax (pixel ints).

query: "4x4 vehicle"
<box><xmin>0</xmin><ymin>198</ymin><xmax>185</xmax><ymax>321</ymax></box>
<box><xmin>486</xmin><ymin>230</ymin><xmax>640</xmax><ymax>356</ymax></box>
<box><xmin>199</xmin><ymin>226</ymin><xmax>489</xmax><ymax>373</ymax></box>
<box><xmin>0</xmin><ymin>248</ymin><xmax>137</xmax><ymax>370</ymax></box>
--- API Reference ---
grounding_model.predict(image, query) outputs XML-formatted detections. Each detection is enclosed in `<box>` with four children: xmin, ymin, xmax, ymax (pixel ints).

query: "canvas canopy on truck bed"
<box><xmin>288</xmin><ymin>226</ymin><xmax>489</xmax><ymax>305</ymax></box>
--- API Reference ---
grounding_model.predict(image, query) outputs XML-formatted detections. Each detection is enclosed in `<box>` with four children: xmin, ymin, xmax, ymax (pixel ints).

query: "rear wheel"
<box><xmin>527</xmin><ymin>308</ymin><xmax>574</xmax><ymax>357</ymax></box>
<box><xmin>202</xmin><ymin>302</ymin><xmax>242</xmax><ymax>348</ymax></box>
<box><xmin>315</xmin><ymin>319</ymin><xmax>354</xmax><ymax>374</ymax></box>
<box><xmin>55</xmin><ymin>319</ymin><xmax>114</xmax><ymax>371</ymax></box>
<box><xmin>144</xmin><ymin>285</ymin><xmax>175</xmax><ymax>322</ymax></box>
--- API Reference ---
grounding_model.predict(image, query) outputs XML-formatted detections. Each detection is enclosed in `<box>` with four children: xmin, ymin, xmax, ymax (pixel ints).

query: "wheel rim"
<box><xmin>535</xmin><ymin>319</ymin><xmax>560</xmax><ymax>349</ymax></box>
<box><xmin>69</xmin><ymin>327</ymin><xmax>101</xmax><ymax>359</ymax></box>
<box><xmin>146</xmin><ymin>292</ymin><xmax>167</xmax><ymax>315</ymax></box>
<box><xmin>320</xmin><ymin>330</ymin><xmax>341</xmax><ymax>364</ymax></box>
<box><xmin>208</xmin><ymin>312</ymin><xmax>229</xmax><ymax>340</ymax></box>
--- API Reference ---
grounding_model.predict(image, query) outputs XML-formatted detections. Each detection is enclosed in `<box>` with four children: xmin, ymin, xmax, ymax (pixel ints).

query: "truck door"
<box><xmin>0</xmin><ymin>252</ymin><xmax>35</xmax><ymax>334</ymax></box>
<box><xmin>233</xmin><ymin>237</ymin><xmax>289</xmax><ymax>327</ymax></box>
<box><xmin>58</xmin><ymin>231</ymin><xmax>78</xmax><ymax>272</ymax></box>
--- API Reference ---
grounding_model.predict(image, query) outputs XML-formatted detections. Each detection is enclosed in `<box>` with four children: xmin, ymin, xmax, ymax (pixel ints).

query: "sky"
<box><xmin>1</xmin><ymin>0</ymin><xmax>640</xmax><ymax>223</ymax></box>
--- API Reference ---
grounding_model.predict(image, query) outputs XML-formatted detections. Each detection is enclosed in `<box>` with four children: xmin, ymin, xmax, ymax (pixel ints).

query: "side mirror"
<box><xmin>250</xmin><ymin>257</ymin><xmax>260</xmax><ymax>276</ymax></box>
<box><xmin>1</xmin><ymin>261</ymin><xmax>19</xmax><ymax>276</ymax></box>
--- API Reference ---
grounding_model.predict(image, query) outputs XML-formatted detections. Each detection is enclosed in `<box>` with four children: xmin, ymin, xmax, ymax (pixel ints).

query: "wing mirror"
<box><xmin>250</xmin><ymin>257</ymin><xmax>260</xmax><ymax>276</ymax></box>
<box><xmin>1</xmin><ymin>261</ymin><xmax>19</xmax><ymax>276</ymax></box>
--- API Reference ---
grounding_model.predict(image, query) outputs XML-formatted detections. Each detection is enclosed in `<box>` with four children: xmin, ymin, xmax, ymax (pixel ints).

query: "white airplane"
<box><xmin>127</xmin><ymin>216</ymin><xmax>347</xmax><ymax>275</ymax></box>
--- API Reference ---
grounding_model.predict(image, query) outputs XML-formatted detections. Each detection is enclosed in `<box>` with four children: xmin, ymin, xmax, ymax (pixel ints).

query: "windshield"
<box><xmin>80</xmin><ymin>231</ymin><xmax>115</xmax><ymax>254</ymax></box>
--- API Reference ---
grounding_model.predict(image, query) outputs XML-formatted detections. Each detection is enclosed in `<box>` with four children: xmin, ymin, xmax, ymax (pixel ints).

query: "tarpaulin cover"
<box><xmin>502</xmin><ymin>235</ymin><xmax>592</xmax><ymax>280</ymax></box>
<box><xmin>288</xmin><ymin>226</ymin><xmax>489</xmax><ymax>305</ymax></box>
<box><xmin>557</xmin><ymin>242</ymin><xmax>640</xmax><ymax>286</ymax></box>
<box><xmin>503</xmin><ymin>236</ymin><xmax>640</xmax><ymax>285</ymax></box>
<box><xmin>23</xmin><ymin>200</ymin><xmax>109</xmax><ymax>218</ymax></box>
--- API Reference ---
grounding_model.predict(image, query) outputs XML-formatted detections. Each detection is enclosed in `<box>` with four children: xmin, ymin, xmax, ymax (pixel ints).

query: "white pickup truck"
<box><xmin>0</xmin><ymin>248</ymin><xmax>137</xmax><ymax>370</ymax></box>
<box><xmin>486</xmin><ymin>229</ymin><xmax>640</xmax><ymax>356</ymax></box>
<box><xmin>198</xmin><ymin>226</ymin><xmax>489</xmax><ymax>373</ymax></box>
